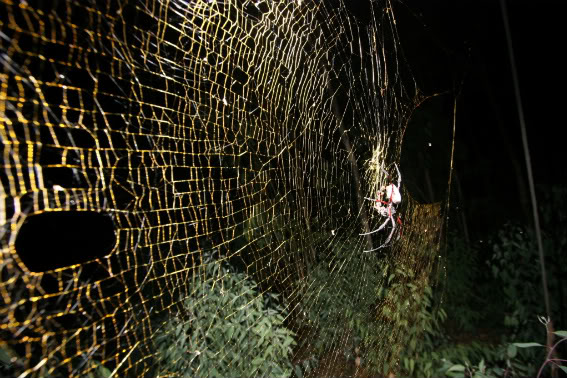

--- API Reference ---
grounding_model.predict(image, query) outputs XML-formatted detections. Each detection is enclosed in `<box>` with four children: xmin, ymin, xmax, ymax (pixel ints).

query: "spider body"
<box><xmin>361</xmin><ymin>163</ymin><xmax>402</xmax><ymax>252</ymax></box>
<box><xmin>385</xmin><ymin>183</ymin><xmax>401</xmax><ymax>204</ymax></box>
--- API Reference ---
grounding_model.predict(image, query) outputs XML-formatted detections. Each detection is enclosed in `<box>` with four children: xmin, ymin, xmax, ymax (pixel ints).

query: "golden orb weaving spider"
<box><xmin>360</xmin><ymin>163</ymin><xmax>402</xmax><ymax>252</ymax></box>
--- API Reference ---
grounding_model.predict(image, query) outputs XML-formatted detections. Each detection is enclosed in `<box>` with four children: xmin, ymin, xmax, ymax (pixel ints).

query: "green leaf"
<box><xmin>513</xmin><ymin>342</ymin><xmax>542</xmax><ymax>348</ymax></box>
<box><xmin>553</xmin><ymin>330</ymin><xmax>567</xmax><ymax>338</ymax></box>
<box><xmin>507</xmin><ymin>344</ymin><xmax>517</xmax><ymax>358</ymax></box>
<box><xmin>96</xmin><ymin>364</ymin><xmax>113</xmax><ymax>378</ymax></box>
<box><xmin>448</xmin><ymin>364</ymin><xmax>466</xmax><ymax>372</ymax></box>
<box><xmin>0</xmin><ymin>347</ymin><xmax>12</xmax><ymax>366</ymax></box>
<box><xmin>252</xmin><ymin>357</ymin><xmax>264</xmax><ymax>366</ymax></box>
<box><xmin>409</xmin><ymin>337</ymin><xmax>417</xmax><ymax>352</ymax></box>
<box><xmin>263</xmin><ymin>345</ymin><xmax>274</xmax><ymax>359</ymax></box>
<box><xmin>227</xmin><ymin>325</ymin><xmax>236</xmax><ymax>340</ymax></box>
<box><xmin>478</xmin><ymin>359</ymin><xmax>485</xmax><ymax>373</ymax></box>
<box><xmin>558</xmin><ymin>366</ymin><xmax>567</xmax><ymax>374</ymax></box>
<box><xmin>283</xmin><ymin>336</ymin><xmax>295</xmax><ymax>349</ymax></box>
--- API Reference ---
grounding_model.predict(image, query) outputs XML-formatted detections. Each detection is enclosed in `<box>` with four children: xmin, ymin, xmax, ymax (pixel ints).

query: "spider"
<box><xmin>360</xmin><ymin>163</ymin><xmax>402</xmax><ymax>252</ymax></box>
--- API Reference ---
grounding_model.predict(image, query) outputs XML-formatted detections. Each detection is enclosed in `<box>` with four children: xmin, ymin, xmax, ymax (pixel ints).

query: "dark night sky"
<box><xmin>349</xmin><ymin>1</ymin><xmax>565</xmax><ymax>239</ymax></box>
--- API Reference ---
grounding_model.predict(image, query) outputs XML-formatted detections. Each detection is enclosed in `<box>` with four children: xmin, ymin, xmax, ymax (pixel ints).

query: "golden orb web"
<box><xmin>0</xmin><ymin>1</ymin><xmax>442</xmax><ymax>377</ymax></box>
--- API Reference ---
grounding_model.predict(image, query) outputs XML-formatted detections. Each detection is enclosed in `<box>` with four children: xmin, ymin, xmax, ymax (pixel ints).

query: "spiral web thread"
<box><xmin>0</xmin><ymin>0</ymin><xmax>443</xmax><ymax>377</ymax></box>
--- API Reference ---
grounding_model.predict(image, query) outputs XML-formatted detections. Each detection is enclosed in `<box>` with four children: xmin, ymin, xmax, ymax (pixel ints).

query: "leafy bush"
<box><xmin>438</xmin><ymin>319</ymin><xmax>567</xmax><ymax>378</ymax></box>
<box><xmin>442</xmin><ymin>234</ymin><xmax>485</xmax><ymax>332</ymax></box>
<box><xmin>299</xmin><ymin>238</ymin><xmax>382</xmax><ymax>360</ymax></box>
<box><xmin>396</xmin><ymin>230</ymin><xmax>533</xmax><ymax>377</ymax></box>
<box><xmin>435</xmin><ymin>341</ymin><xmax>534</xmax><ymax>378</ymax></box>
<box><xmin>293</xmin><ymin>186</ymin><xmax>567</xmax><ymax>378</ymax></box>
<box><xmin>153</xmin><ymin>253</ymin><xmax>296</xmax><ymax>378</ymax></box>
<box><xmin>0</xmin><ymin>331</ymin><xmax>114</xmax><ymax>378</ymax></box>
<box><xmin>394</xmin><ymin>280</ymin><xmax>448</xmax><ymax>378</ymax></box>
<box><xmin>490</xmin><ymin>186</ymin><xmax>566</xmax><ymax>340</ymax></box>
<box><xmin>431</xmin><ymin>186</ymin><xmax>567</xmax><ymax>377</ymax></box>
<box><xmin>489</xmin><ymin>221</ymin><xmax>566</xmax><ymax>375</ymax></box>
<box><xmin>491</xmin><ymin>224</ymin><xmax>545</xmax><ymax>339</ymax></box>
<box><xmin>299</xmin><ymin>237</ymin><xmax>446</xmax><ymax>377</ymax></box>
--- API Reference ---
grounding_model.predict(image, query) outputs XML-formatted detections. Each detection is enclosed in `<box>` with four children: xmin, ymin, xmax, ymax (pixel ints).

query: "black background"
<box><xmin>348</xmin><ymin>0</ymin><xmax>566</xmax><ymax>239</ymax></box>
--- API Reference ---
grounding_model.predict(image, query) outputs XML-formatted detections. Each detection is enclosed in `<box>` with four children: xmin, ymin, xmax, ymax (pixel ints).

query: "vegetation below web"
<box><xmin>404</xmin><ymin>185</ymin><xmax>566</xmax><ymax>377</ymax></box>
<box><xmin>152</xmin><ymin>252</ymin><xmax>296</xmax><ymax>378</ymax></box>
<box><xmin>3</xmin><ymin>187</ymin><xmax>563</xmax><ymax>377</ymax></box>
<box><xmin>139</xmin><ymin>185</ymin><xmax>564</xmax><ymax>378</ymax></box>
<box><xmin>289</xmin><ymin>185</ymin><xmax>567</xmax><ymax>378</ymax></box>
<box><xmin>0</xmin><ymin>251</ymin><xmax>297</xmax><ymax>378</ymax></box>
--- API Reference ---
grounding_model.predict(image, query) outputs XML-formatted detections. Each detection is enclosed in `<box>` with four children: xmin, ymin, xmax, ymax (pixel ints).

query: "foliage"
<box><xmin>438</xmin><ymin>320</ymin><xmax>567</xmax><ymax>378</ymax></box>
<box><xmin>442</xmin><ymin>234</ymin><xmax>485</xmax><ymax>332</ymax></box>
<box><xmin>0</xmin><ymin>334</ymin><xmax>113</xmax><ymax>378</ymax></box>
<box><xmin>378</xmin><ymin>260</ymin><xmax>497</xmax><ymax>378</ymax></box>
<box><xmin>153</xmin><ymin>253</ymin><xmax>296</xmax><ymax>378</ymax></box>
<box><xmin>415</xmin><ymin>226</ymin><xmax>547</xmax><ymax>378</ymax></box>
<box><xmin>0</xmin><ymin>345</ymin><xmax>24</xmax><ymax>377</ymax></box>
<box><xmin>490</xmin><ymin>186</ymin><xmax>566</xmax><ymax>340</ymax></box>
<box><xmin>299</xmin><ymin>238</ymin><xmax>383</xmax><ymax>360</ymax></box>
<box><xmin>292</xmin><ymin>355</ymin><xmax>319</xmax><ymax>378</ymax></box>
<box><xmin>360</xmin><ymin>257</ymin><xmax>444</xmax><ymax>378</ymax></box>
<box><xmin>393</xmin><ymin>280</ymin><xmax>448</xmax><ymax>378</ymax></box>
<box><xmin>298</xmin><ymin>237</ymin><xmax>446</xmax><ymax>377</ymax></box>
<box><xmin>430</xmin><ymin>185</ymin><xmax>567</xmax><ymax>377</ymax></box>
<box><xmin>489</xmin><ymin>221</ymin><xmax>566</xmax><ymax>373</ymax></box>
<box><xmin>83</xmin><ymin>360</ymin><xmax>112</xmax><ymax>378</ymax></box>
<box><xmin>490</xmin><ymin>224</ymin><xmax>545</xmax><ymax>340</ymax></box>
<box><xmin>395</xmin><ymin>229</ymin><xmax>536</xmax><ymax>377</ymax></box>
<box><xmin>436</xmin><ymin>341</ymin><xmax>533</xmax><ymax>378</ymax></box>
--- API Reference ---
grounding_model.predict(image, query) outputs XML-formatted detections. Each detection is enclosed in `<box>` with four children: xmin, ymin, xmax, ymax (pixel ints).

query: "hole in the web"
<box><xmin>15</xmin><ymin>211</ymin><xmax>115</xmax><ymax>272</ymax></box>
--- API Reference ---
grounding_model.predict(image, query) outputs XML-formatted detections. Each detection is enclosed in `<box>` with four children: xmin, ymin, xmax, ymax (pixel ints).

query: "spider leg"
<box><xmin>394</xmin><ymin>163</ymin><xmax>401</xmax><ymax>189</ymax></box>
<box><xmin>362</xmin><ymin>215</ymin><xmax>396</xmax><ymax>252</ymax></box>
<box><xmin>382</xmin><ymin>216</ymin><xmax>397</xmax><ymax>245</ymax></box>
<box><xmin>359</xmin><ymin>215</ymin><xmax>391</xmax><ymax>236</ymax></box>
<box><xmin>362</xmin><ymin>244</ymin><xmax>386</xmax><ymax>253</ymax></box>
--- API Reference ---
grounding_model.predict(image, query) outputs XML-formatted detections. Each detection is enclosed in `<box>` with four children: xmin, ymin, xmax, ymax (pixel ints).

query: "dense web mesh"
<box><xmin>0</xmin><ymin>0</ymin><xmax>444</xmax><ymax>377</ymax></box>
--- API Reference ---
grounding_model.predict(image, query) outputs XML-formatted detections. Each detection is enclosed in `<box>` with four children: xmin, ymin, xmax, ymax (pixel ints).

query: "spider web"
<box><xmin>0</xmin><ymin>0</ymin><xmax>444</xmax><ymax>377</ymax></box>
